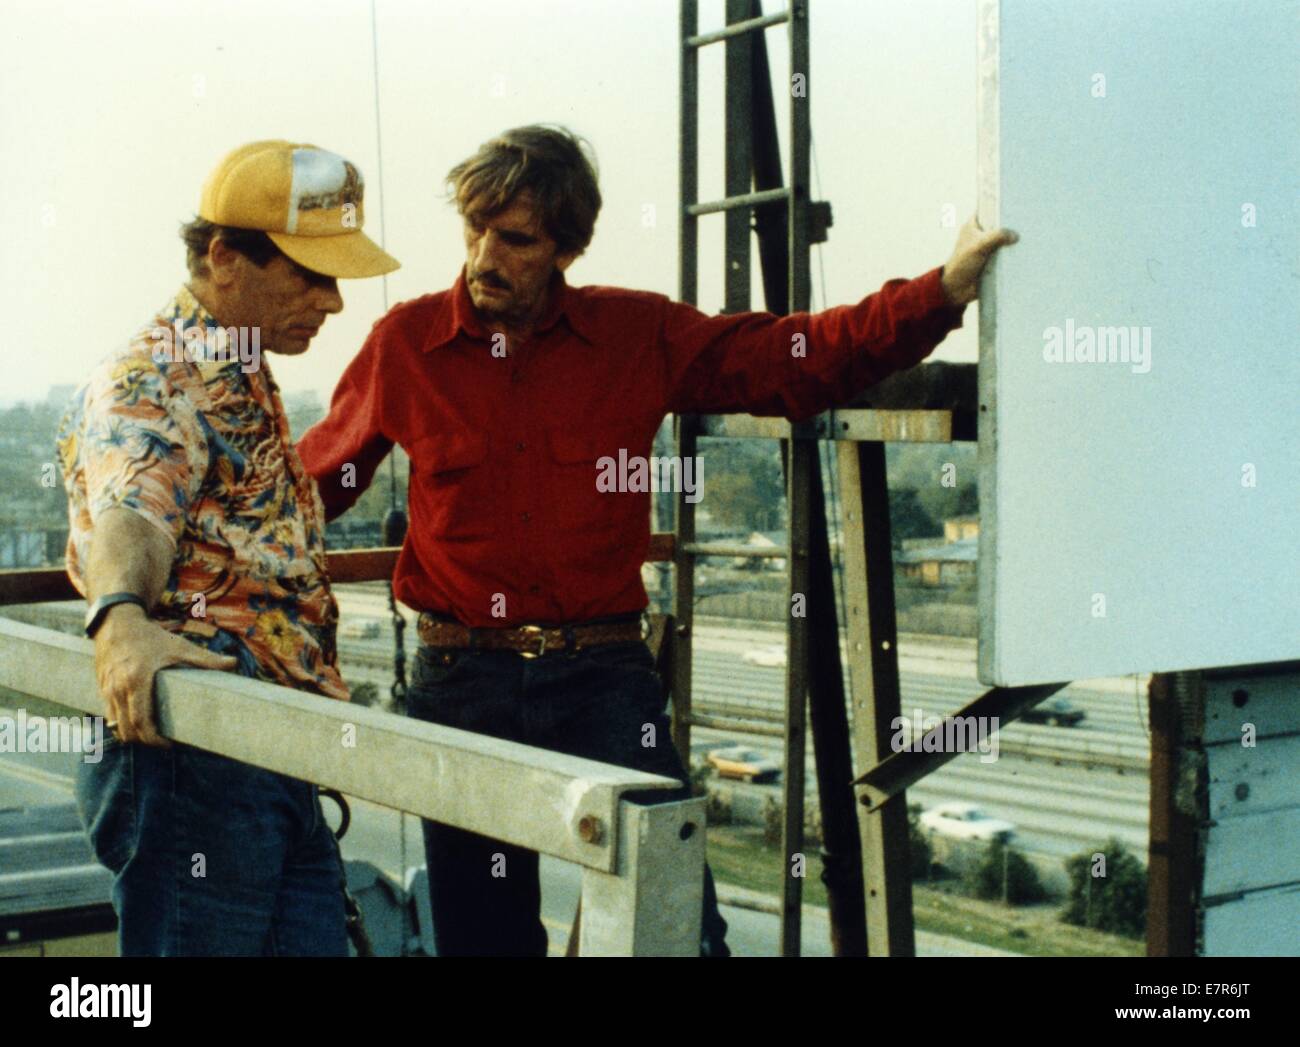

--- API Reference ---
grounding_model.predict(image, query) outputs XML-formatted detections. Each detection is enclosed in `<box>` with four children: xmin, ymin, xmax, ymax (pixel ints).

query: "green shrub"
<box><xmin>1061</xmin><ymin>838</ymin><xmax>1147</xmax><ymax>938</ymax></box>
<box><xmin>965</xmin><ymin>839</ymin><xmax>1047</xmax><ymax>904</ymax></box>
<box><xmin>759</xmin><ymin>797</ymin><xmax>823</xmax><ymax>849</ymax></box>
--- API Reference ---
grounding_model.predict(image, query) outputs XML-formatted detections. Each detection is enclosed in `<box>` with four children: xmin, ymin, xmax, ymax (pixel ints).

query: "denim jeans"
<box><xmin>407</xmin><ymin>638</ymin><xmax>731</xmax><ymax>957</ymax></box>
<box><xmin>75</xmin><ymin>734</ymin><xmax>348</xmax><ymax>957</ymax></box>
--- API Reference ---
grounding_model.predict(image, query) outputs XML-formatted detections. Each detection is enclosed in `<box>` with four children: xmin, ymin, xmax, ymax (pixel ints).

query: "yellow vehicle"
<box><xmin>706</xmin><ymin>746</ymin><xmax>781</xmax><ymax>783</ymax></box>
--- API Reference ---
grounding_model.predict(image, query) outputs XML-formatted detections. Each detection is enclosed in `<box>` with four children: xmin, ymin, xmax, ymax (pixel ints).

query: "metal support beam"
<box><xmin>0</xmin><ymin>618</ymin><xmax>681</xmax><ymax>875</ymax></box>
<box><xmin>579</xmin><ymin>798</ymin><xmax>707</xmax><ymax>956</ymax></box>
<box><xmin>685</xmin><ymin>10</ymin><xmax>789</xmax><ymax>48</ymax></box>
<box><xmin>779</xmin><ymin>438</ymin><xmax>813</xmax><ymax>956</ymax></box>
<box><xmin>724</xmin><ymin>0</ymin><xmax>754</xmax><ymax>316</ymax></box>
<box><xmin>679</xmin><ymin>0</ymin><xmax>699</xmax><ymax>308</ymax></box>
<box><xmin>685</xmin><ymin>713</ymin><xmax>787</xmax><ymax>738</ymax></box>
<box><xmin>853</xmin><ymin>680</ymin><xmax>1068</xmax><ymax>808</ymax></box>
<box><xmin>805</xmin><ymin>452</ymin><xmax>868</xmax><ymax>956</ymax></box>
<box><xmin>687</xmin><ymin>187</ymin><xmax>790</xmax><ymax>216</ymax></box>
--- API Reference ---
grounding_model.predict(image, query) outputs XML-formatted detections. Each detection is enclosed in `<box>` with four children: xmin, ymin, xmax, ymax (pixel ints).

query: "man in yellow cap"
<box><xmin>56</xmin><ymin>140</ymin><xmax>398</xmax><ymax>956</ymax></box>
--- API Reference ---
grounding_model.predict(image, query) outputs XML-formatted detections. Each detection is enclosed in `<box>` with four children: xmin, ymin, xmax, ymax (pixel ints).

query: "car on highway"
<box><xmin>919</xmin><ymin>802</ymin><xmax>1016</xmax><ymax>842</ymax></box>
<box><xmin>706</xmin><ymin>746</ymin><xmax>782</xmax><ymax>783</ymax></box>
<box><xmin>1020</xmin><ymin>697</ymin><xmax>1086</xmax><ymax>727</ymax></box>
<box><xmin>741</xmin><ymin>645</ymin><xmax>787</xmax><ymax>668</ymax></box>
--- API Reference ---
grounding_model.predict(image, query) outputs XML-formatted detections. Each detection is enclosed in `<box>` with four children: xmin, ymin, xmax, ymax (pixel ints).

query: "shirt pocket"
<box><xmin>409</xmin><ymin>430</ymin><xmax>497</xmax><ymax>540</ymax></box>
<box><xmin>546</xmin><ymin>425</ymin><xmax>650</xmax><ymax>544</ymax></box>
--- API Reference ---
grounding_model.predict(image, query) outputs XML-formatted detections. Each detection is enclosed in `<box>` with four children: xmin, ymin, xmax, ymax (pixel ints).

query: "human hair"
<box><xmin>179</xmin><ymin>217</ymin><xmax>283</xmax><ymax>278</ymax></box>
<box><xmin>445</xmin><ymin>125</ymin><xmax>602</xmax><ymax>256</ymax></box>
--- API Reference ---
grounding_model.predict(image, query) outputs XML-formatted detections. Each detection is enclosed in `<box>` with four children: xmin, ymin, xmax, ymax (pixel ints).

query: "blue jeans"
<box><xmin>407</xmin><ymin>638</ymin><xmax>731</xmax><ymax>957</ymax></box>
<box><xmin>75</xmin><ymin>735</ymin><xmax>348</xmax><ymax>957</ymax></box>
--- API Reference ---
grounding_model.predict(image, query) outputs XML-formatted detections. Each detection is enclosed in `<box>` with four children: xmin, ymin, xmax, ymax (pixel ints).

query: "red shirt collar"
<box><xmin>422</xmin><ymin>267</ymin><xmax>594</xmax><ymax>351</ymax></box>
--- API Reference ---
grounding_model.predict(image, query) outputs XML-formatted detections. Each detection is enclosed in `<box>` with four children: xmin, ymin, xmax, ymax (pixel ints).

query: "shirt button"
<box><xmin>529</xmin><ymin>584</ymin><xmax>541</xmax><ymax>594</ymax></box>
<box><xmin>520</xmin><ymin>511</ymin><xmax>531</xmax><ymax>523</ymax></box>
<box><xmin>515</xmin><ymin>441</ymin><xmax>525</xmax><ymax>452</ymax></box>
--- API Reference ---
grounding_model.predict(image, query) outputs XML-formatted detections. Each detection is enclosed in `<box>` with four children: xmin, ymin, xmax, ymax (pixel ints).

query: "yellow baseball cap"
<box><xmin>199</xmin><ymin>140</ymin><xmax>399</xmax><ymax>279</ymax></box>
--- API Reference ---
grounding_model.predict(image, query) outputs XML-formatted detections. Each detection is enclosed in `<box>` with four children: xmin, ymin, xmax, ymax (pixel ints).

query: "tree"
<box><xmin>966</xmin><ymin>839</ymin><xmax>1047</xmax><ymax>904</ymax></box>
<box><xmin>888</xmin><ymin>488</ymin><xmax>939</xmax><ymax>547</ymax></box>
<box><xmin>1062</xmin><ymin>838</ymin><xmax>1147</xmax><ymax>937</ymax></box>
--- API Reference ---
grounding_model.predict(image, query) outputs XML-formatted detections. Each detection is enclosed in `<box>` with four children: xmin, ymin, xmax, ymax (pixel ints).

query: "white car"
<box><xmin>919</xmin><ymin>802</ymin><xmax>1016</xmax><ymax>843</ymax></box>
<box><xmin>741</xmin><ymin>645</ymin><xmax>787</xmax><ymax>668</ymax></box>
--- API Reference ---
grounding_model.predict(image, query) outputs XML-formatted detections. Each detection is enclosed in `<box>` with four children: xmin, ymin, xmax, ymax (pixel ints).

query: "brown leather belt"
<box><xmin>416</xmin><ymin>612</ymin><xmax>644</xmax><ymax>659</ymax></box>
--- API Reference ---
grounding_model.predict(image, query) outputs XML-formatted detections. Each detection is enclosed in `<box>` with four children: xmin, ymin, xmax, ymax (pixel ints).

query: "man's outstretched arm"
<box><xmin>660</xmin><ymin>216</ymin><xmax>1017</xmax><ymax>420</ymax></box>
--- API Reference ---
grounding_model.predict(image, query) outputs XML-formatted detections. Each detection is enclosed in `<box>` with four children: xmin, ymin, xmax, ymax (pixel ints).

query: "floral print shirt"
<box><xmin>57</xmin><ymin>286</ymin><xmax>348</xmax><ymax>701</ymax></box>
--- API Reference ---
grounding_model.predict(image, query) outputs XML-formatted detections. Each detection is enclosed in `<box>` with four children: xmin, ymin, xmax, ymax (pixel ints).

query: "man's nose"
<box><xmin>473</xmin><ymin>230</ymin><xmax>500</xmax><ymax>272</ymax></box>
<box><xmin>312</xmin><ymin>280</ymin><xmax>344</xmax><ymax>314</ymax></box>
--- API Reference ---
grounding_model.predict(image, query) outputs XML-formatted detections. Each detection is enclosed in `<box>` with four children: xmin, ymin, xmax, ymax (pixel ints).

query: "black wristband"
<box><xmin>84</xmin><ymin>593</ymin><xmax>149</xmax><ymax>638</ymax></box>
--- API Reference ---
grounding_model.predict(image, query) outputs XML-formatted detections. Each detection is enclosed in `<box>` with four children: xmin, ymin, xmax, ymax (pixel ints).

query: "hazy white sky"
<box><xmin>0</xmin><ymin>0</ymin><xmax>980</xmax><ymax>405</ymax></box>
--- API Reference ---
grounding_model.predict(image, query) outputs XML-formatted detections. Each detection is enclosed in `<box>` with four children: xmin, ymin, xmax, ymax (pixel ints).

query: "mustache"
<box><xmin>472</xmin><ymin>270</ymin><xmax>512</xmax><ymax>291</ymax></box>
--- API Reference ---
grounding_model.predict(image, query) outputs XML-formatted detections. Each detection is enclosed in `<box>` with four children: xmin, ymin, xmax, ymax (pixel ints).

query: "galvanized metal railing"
<box><xmin>0</xmin><ymin>616</ymin><xmax>707</xmax><ymax>956</ymax></box>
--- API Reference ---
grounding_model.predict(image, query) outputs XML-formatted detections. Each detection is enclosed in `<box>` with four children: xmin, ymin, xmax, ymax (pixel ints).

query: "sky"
<box><xmin>0</xmin><ymin>0</ymin><xmax>981</xmax><ymax>405</ymax></box>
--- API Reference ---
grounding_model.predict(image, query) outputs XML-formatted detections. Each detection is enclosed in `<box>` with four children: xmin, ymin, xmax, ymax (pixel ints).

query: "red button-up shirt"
<box><xmin>298</xmin><ymin>266</ymin><xmax>965</xmax><ymax>626</ymax></box>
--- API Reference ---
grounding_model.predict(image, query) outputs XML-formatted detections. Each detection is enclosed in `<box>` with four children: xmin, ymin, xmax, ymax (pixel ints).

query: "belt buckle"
<box><xmin>518</xmin><ymin>624</ymin><xmax>546</xmax><ymax>659</ymax></box>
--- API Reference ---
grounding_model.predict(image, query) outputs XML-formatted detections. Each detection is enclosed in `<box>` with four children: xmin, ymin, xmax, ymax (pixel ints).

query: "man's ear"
<box><xmin>206</xmin><ymin>237</ymin><xmax>243</xmax><ymax>288</ymax></box>
<box><xmin>555</xmin><ymin>249</ymin><xmax>581</xmax><ymax>274</ymax></box>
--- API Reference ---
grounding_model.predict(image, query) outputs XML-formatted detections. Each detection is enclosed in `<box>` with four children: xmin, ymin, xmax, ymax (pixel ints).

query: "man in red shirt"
<box><xmin>298</xmin><ymin>125</ymin><xmax>1015</xmax><ymax>956</ymax></box>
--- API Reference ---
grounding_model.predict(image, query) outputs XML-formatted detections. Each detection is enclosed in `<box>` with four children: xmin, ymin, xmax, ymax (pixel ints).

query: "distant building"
<box><xmin>943</xmin><ymin>515</ymin><xmax>979</xmax><ymax>543</ymax></box>
<box><xmin>898</xmin><ymin>536</ymin><xmax>977</xmax><ymax>587</ymax></box>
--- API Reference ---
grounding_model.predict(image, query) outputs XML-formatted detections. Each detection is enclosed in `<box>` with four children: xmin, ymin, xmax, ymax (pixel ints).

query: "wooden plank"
<box><xmin>840</xmin><ymin>440</ymin><xmax>915</xmax><ymax>956</ymax></box>
<box><xmin>325</xmin><ymin>547</ymin><xmax>399</xmax><ymax>585</ymax></box>
<box><xmin>1207</xmin><ymin>734</ymin><xmax>1300</xmax><ymax>820</ymax></box>
<box><xmin>698</xmin><ymin>409</ymin><xmax>954</xmax><ymax>443</ymax></box>
<box><xmin>1203</xmin><ymin>668</ymin><xmax>1300</xmax><ymax>745</ymax></box>
<box><xmin>1203</xmin><ymin>882</ymin><xmax>1300</xmax><ymax>957</ymax></box>
<box><xmin>1204</xmin><ymin>808</ymin><xmax>1300</xmax><ymax>898</ymax></box>
<box><xmin>844</xmin><ymin>362</ymin><xmax>977</xmax><ymax>441</ymax></box>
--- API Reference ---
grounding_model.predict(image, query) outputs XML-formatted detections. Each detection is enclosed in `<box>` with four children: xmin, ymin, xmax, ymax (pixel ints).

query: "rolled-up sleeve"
<box><xmin>80</xmin><ymin>355</ymin><xmax>209</xmax><ymax>548</ymax></box>
<box><xmin>660</xmin><ymin>266</ymin><xmax>966</xmax><ymax>422</ymax></box>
